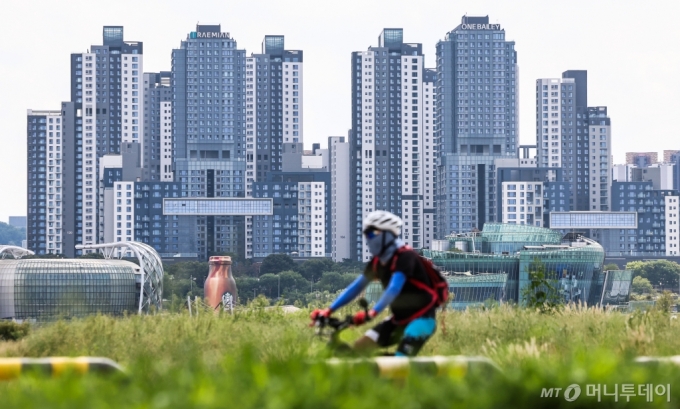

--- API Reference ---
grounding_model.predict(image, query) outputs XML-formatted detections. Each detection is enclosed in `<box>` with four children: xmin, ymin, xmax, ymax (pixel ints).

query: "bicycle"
<box><xmin>313</xmin><ymin>298</ymin><xmax>395</xmax><ymax>357</ymax></box>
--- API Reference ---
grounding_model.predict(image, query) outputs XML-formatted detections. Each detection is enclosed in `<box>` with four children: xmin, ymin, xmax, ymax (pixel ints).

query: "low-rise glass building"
<box><xmin>421</xmin><ymin>224</ymin><xmax>628</xmax><ymax>309</ymax></box>
<box><xmin>0</xmin><ymin>259</ymin><xmax>142</xmax><ymax>321</ymax></box>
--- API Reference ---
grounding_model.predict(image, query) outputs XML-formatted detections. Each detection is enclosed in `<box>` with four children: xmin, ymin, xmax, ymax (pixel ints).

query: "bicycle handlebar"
<box><xmin>313</xmin><ymin>298</ymin><xmax>370</xmax><ymax>336</ymax></box>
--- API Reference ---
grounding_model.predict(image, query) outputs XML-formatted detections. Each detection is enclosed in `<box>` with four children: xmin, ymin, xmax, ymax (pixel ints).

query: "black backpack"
<box><xmin>372</xmin><ymin>245</ymin><xmax>449</xmax><ymax>310</ymax></box>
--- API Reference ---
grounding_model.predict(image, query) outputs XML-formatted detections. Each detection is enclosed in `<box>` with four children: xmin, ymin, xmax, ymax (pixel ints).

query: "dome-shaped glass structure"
<box><xmin>0</xmin><ymin>259</ymin><xmax>141</xmax><ymax>321</ymax></box>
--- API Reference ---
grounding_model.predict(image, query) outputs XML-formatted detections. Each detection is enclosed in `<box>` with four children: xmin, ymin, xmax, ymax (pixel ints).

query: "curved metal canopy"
<box><xmin>0</xmin><ymin>246</ymin><xmax>35</xmax><ymax>259</ymax></box>
<box><xmin>76</xmin><ymin>242</ymin><xmax>163</xmax><ymax>313</ymax></box>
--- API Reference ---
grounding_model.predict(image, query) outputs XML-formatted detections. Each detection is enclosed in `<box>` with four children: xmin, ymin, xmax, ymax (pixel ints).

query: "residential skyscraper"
<box><xmin>27</xmin><ymin>26</ymin><xmax>144</xmax><ymax>256</ymax></box>
<box><xmin>77</xmin><ymin>27</ymin><xmax>145</xmax><ymax>250</ymax></box>
<box><xmin>350</xmin><ymin>28</ymin><xmax>438</xmax><ymax>261</ymax></box>
<box><xmin>245</xmin><ymin>35</ymin><xmax>303</xmax><ymax>189</ymax></box>
<box><xmin>435</xmin><ymin>16</ymin><xmax>519</xmax><ymax>238</ymax></box>
<box><xmin>26</xmin><ymin>109</ymin><xmax>65</xmax><ymax>255</ymax></box>
<box><xmin>329</xmin><ymin>136</ymin><xmax>351</xmax><ymax>262</ymax></box>
<box><xmin>536</xmin><ymin>72</ymin><xmax>612</xmax><ymax>211</ymax></box>
<box><xmin>171</xmin><ymin>24</ymin><xmax>247</xmax><ymax>258</ymax></box>
<box><xmin>143</xmin><ymin>72</ymin><xmax>173</xmax><ymax>182</ymax></box>
<box><xmin>611</xmin><ymin>181</ymin><xmax>677</xmax><ymax>255</ymax></box>
<box><xmin>587</xmin><ymin>106</ymin><xmax>612</xmax><ymax>210</ymax></box>
<box><xmin>244</xmin><ymin>35</ymin><xmax>303</xmax><ymax>259</ymax></box>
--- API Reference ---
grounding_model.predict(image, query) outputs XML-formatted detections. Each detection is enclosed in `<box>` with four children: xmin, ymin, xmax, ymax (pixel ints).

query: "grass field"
<box><xmin>2</xmin><ymin>304</ymin><xmax>680</xmax><ymax>408</ymax></box>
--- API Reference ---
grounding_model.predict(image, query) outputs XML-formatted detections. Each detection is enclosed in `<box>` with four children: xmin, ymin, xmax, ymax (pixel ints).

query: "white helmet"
<box><xmin>362</xmin><ymin>210</ymin><xmax>403</xmax><ymax>236</ymax></box>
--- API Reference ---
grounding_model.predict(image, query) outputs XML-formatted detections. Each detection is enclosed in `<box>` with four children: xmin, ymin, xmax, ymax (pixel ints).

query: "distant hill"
<box><xmin>0</xmin><ymin>222</ymin><xmax>26</xmax><ymax>246</ymax></box>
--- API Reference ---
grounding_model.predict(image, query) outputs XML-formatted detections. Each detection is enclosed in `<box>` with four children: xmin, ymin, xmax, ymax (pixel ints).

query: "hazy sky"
<box><xmin>1</xmin><ymin>0</ymin><xmax>678</xmax><ymax>222</ymax></box>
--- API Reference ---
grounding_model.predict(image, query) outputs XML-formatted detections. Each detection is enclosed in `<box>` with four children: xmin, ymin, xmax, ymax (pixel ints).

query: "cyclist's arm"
<box><xmin>372</xmin><ymin>271</ymin><xmax>406</xmax><ymax>314</ymax></box>
<box><xmin>329</xmin><ymin>275</ymin><xmax>370</xmax><ymax>312</ymax></box>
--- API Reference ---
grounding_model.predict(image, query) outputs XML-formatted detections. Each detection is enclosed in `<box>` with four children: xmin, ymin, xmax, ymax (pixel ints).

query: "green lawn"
<box><xmin>1</xmin><ymin>305</ymin><xmax>680</xmax><ymax>408</ymax></box>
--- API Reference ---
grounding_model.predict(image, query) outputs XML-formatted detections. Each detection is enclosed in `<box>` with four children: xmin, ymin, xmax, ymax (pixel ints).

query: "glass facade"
<box><xmin>447</xmin><ymin>273</ymin><xmax>508</xmax><ymax>310</ymax></box>
<box><xmin>518</xmin><ymin>245</ymin><xmax>604</xmax><ymax>305</ymax></box>
<box><xmin>0</xmin><ymin>260</ymin><xmax>140</xmax><ymax>321</ymax></box>
<box><xmin>163</xmin><ymin>198</ymin><xmax>273</xmax><ymax>215</ymax></box>
<box><xmin>103</xmin><ymin>26</ymin><xmax>124</xmax><ymax>46</ymax></box>
<box><xmin>263</xmin><ymin>35</ymin><xmax>284</xmax><ymax>56</ymax></box>
<box><xmin>600</xmin><ymin>270</ymin><xmax>633</xmax><ymax>306</ymax></box>
<box><xmin>550</xmin><ymin>212</ymin><xmax>637</xmax><ymax>229</ymax></box>
<box><xmin>422</xmin><ymin>224</ymin><xmax>614</xmax><ymax>309</ymax></box>
<box><xmin>444</xmin><ymin>223</ymin><xmax>561</xmax><ymax>255</ymax></box>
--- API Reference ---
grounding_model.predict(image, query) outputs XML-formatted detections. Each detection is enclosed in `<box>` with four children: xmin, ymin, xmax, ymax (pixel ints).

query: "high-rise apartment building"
<box><xmin>536</xmin><ymin>72</ymin><xmax>612</xmax><ymax>211</ymax></box>
<box><xmin>26</xmin><ymin>109</ymin><xmax>65</xmax><ymax>255</ymax></box>
<box><xmin>329</xmin><ymin>136</ymin><xmax>351</xmax><ymax>262</ymax></box>
<box><xmin>248</xmin><ymin>142</ymin><xmax>330</xmax><ymax>259</ymax></box>
<box><xmin>171</xmin><ymin>24</ymin><xmax>247</xmax><ymax>258</ymax></box>
<box><xmin>435</xmin><ymin>16</ymin><xmax>519</xmax><ymax>238</ymax></box>
<box><xmin>350</xmin><ymin>28</ymin><xmax>437</xmax><ymax>261</ymax></box>
<box><xmin>587</xmin><ymin>106</ymin><xmax>612</xmax><ymax>210</ymax></box>
<box><xmin>611</xmin><ymin>181</ymin><xmax>677</xmax><ymax>255</ymax></box>
<box><xmin>143</xmin><ymin>72</ymin><xmax>173</xmax><ymax>182</ymax></box>
<box><xmin>245</xmin><ymin>35</ymin><xmax>303</xmax><ymax>189</ymax></box>
<box><xmin>244</xmin><ymin>35</ymin><xmax>303</xmax><ymax>258</ymax></box>
<box><xmin>27</xmin><ymin>27</ymin><xmax>144</xmax><ymax>256</ymax></box>
<box><xmin>75</xmin><ymin>27</ymin><xmax>144</xmax><ymax>250</ymax></box>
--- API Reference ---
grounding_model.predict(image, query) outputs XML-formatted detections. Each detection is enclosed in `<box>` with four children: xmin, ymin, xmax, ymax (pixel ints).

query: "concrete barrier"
<box><xmin>634</xmin><ymin>356</ymin><xmax>680</xmax><ymax>366</ymax></box>
<box><xmin>0</xmin><ymin>357</ymin><xmax>124</xmax><ymax>380</ymax></box>
<box><xmin>324</xmin><ymin>355</ymin><xmax>501</xmax><ymax>378</ymax></box>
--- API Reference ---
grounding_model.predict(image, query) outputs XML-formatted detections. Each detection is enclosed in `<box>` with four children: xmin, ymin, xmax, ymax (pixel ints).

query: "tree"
<box><xmin>163</xmin><ymin>261</ymin><xmax>210</xmax><ymax>298</ymax></box>
<box><xmin>632</xmin><ymin>276</ymin><xmax>653</xmax><ymax>294</ymax></box>
<box><xmin>78</xmin><ymin>252</ymin><xmax>105</xmax><ymax>259</ymax></box>
<box><xmin>317</xmin><ymin>271</ymin><xmax>358</xmax><ymax>293</ymax></box>
<box><xmin>234</xmin><ymin>277</ymin><xmax>260</xmax><ymax>303</ymax></box>
<box><xmin>0</xmin><ymin>222</ymin><xmax>25</xmax><ymax>246</ymax></box>
<box><xmin>297</xmin><ymin>258</ymin><xmax>336</xmax><ymax>281</ymax></box>
<box><xmin>603</xmin><ymin>263</ymin><xmax>620</xmax><ymax>271</ymax></box>
<box><xmin>255</xmin><ymin>271</ymin><xmax>310</xmax><ymax>299</ymax></box>
<box><xmin>521</xmin><ymin>259</ymin><xmax>563</xmax><ymax>313</ymax></box>
<box><xmin>257</xmin><ymin>274</ymin><xmax>279</xmax><ymax>298</ymax></box>
<box><xmin>23</xmin><ymin>253</ymin><xmax>64</xmax><ymax>259</ymax></box>
<box><xmin>231</xmin><ymin>258</ymin><xmax>259</xmax><ymax>278</ymax></box>
<box><xmin>259</xmin><ymin>254</ymin><xmax>296</xmax><ymax>276</ymax></box>
<box><xmin>626</xmin><ymin>260</ymin><xmax>680</xmax><ymax>291</ymax></box>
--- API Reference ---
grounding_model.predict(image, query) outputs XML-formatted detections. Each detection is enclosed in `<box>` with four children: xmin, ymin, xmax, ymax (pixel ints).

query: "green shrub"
<box><xmin>655</xmin><ymin>290</ymin><xmax>675</xmax><ymax>313</ymax></box>
<box><xmin>0</xmin><ymin>321</ymin><xmax>30</xmax><ymax>341</ymax></box>
<box><xmin>632</xmin><ymin>276</ymin><xmax>654</xmax><ymax>294</ymax></box>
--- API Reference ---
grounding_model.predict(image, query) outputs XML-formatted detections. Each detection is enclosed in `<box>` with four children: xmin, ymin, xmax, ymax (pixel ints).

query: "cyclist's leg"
<box><xmin>395</xmin><ymin>316</ymin><xmax>437</xmax><ymax>357</ymax></box>
<box><xmin>354</xmin><ymin>317</ymin><xmax>399</xmax><ymax>355</ymax></box>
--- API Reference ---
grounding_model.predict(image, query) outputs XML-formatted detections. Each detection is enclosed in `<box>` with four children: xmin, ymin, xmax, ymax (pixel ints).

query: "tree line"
<box><xmin>163</xmin><ymin>253</ymin><xmax>365</xmax><ymax>306</ymax></box>
<box><xmin>625</xmin><ymin>260</ymin><xmax>680</xmax><ymax>299</ymax></box>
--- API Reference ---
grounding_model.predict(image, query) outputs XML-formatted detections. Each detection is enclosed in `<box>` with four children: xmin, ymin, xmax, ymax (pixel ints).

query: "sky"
<box><xmin>0</xmin><ymin>0</ymin><xmax>678</xmax><ymax>223</ymax></box>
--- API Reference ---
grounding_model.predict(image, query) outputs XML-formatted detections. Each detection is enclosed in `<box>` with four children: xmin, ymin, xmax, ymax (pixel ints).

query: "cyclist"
<box><xmin>311</xmin><ymin>211</ymin><xmax>438</xmax><ymax>357</ymax></box>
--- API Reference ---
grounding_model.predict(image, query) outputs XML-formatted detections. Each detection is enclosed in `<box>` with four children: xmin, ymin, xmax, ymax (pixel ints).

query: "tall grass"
<box><xmin>1</xmin><ymin>305</ymin><xmax>680</xmax><ymax>408</ymax></box>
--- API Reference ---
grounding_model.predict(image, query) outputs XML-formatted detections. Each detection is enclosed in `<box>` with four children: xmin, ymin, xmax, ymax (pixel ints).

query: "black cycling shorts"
<box><xmin>364</xmin><ymin>314</ymin><xmax>437</xmax><ymax>356</ymax></box>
